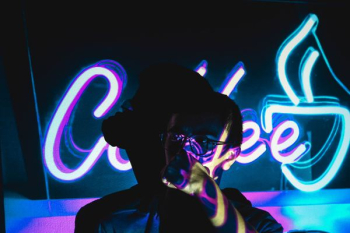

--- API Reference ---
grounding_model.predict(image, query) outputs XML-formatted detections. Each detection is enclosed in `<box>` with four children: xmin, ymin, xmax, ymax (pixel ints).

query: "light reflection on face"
<box><xmin>165</xmin><ymin>113</ymin><xmax>239</xmax><ymax>180</ymax></box>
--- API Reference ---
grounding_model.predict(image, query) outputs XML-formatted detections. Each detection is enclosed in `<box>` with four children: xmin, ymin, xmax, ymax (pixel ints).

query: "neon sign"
<box><xmin>262</xmin><ymin>13</ymin><xmax>350</xmax><ymax>191</ymax></box>
<box><xmin>43</xmin><ymin>60</ymin><xmax>131</xmax><ymax>181</ymax></box>
<box><xmin>43</xmin><ymin>14</ymin><xmax>349</xmax><ymax>192</ymax></box>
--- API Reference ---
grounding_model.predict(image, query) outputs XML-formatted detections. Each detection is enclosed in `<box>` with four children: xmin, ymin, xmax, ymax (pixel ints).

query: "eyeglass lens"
<box><xmin>165</xmin><ymin>133</ymin><xmax>214</xmax><ymax>156</ymax></box>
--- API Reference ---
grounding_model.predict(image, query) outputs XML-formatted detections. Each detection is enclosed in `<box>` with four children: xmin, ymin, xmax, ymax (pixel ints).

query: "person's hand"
<box><xmin>161</xmin><ymin>150</ymin><xmax>211</xmax><ymax>196</ymax></box>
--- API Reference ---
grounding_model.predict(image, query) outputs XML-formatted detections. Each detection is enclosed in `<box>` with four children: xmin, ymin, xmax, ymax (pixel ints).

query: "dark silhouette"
<box><xmin>75</xmin><ymin>63</ymin><xmax>283</xmax><ymax>233</ymax></box>
<box><xmin>75</xmin><ymin>63</ymin><xmax>214</xmax><ymax>232</ymax></box>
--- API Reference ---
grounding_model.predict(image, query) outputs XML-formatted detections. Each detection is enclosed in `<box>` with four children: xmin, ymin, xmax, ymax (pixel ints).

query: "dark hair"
<box><xmin>133</xmin><ymin>63</ymin><xmax>243</xmax><ymax>147</ymax></box>
<box><xmin>175</xmin><ymin>91</ymin><xmax>243</xmax><ymax>147</ymax></box>
<box><xmin>131</xmin><ymin>63</ymin><xmax>213</xmax><ymax>113</ymax></box>
<box><xmin>210</xmin><ymin>92</ymin><xmax>243</xmax><ymax>147</ymax></box>
<box><xmin>130</xmin><ymin>62</ymin><xmax>215</xmax><ymax>133</ymax></box>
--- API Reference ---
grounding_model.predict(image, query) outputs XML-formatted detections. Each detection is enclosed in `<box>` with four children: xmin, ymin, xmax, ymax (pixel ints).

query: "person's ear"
<box><xmin>222</xmin><ymin>147</ymin><xmax>241</xmax><ymax>171</ymax></box>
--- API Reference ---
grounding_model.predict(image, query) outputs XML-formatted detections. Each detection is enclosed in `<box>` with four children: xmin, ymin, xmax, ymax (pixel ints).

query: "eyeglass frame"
<box><xmin>160</xmin><ymin>132</ymin><xmax>239</xmax><ymax>157</ymax></box>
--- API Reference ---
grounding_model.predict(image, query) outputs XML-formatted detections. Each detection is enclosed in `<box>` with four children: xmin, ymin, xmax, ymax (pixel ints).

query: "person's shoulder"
<box><xmin>221</xmin><ymin>188</ymin><xmax>283</xmax><ymax>233</ymax></box>
<box><xmin>75</xmin><ymin>185</ymin><xmax>142</xmax><ymax>233</ymax></box>
<box><xmin>244</xmin><ymin>207</ymin><xmax>284</xmax><ymax>233</ymax></box>
<box><xmin>77</xmin><ymin>185</ymin><xmax>142</xmax><ymax>220</ymax></box>
<box><xmin>221</xmin><ymin>187</ymin><xmax>252</xmax><ymax>207</ymax></box>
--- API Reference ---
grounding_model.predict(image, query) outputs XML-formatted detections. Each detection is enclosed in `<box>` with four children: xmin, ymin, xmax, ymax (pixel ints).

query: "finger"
<box><xmin>162</xmin><ymin>177</ymin><xmax>177</xmax><ymax>189</ymax></box>
<box><xmin>163</xmin><ymin>165</ymin><xmax>187</xmax><ymax>188</ymax></box>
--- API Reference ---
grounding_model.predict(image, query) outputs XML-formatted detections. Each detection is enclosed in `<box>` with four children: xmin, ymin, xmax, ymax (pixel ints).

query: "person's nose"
<box><xmin>178</xmin><ymin>137</ymin><xmax>194</xmax><ymax>155</ymax></box>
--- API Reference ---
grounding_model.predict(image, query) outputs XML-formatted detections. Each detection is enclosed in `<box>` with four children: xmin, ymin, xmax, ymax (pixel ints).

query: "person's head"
<box><xmin>162</xmin><ymin>92</ymin><xmax>243</xmax><ymax>182</ymax></box>
<box><xmin>102</xmin><ymin>62</ymin><xmax>214</xmax><ymax>192</ymax></box>
<box><xmin>131</xmin><ymin>62</ymin><xmax>214</xmax><ymax>131</ymax></box>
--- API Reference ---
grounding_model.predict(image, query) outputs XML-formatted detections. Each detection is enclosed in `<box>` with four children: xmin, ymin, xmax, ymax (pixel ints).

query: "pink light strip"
<box><xmin>237</xmin><ymin>121</ymin><xmax>266</xmax><ymax>164</ymax></box>
<box><xmin>219</xmin><ymin>62</ymin><xmax>246</xmax><ymax>96</ymax></box>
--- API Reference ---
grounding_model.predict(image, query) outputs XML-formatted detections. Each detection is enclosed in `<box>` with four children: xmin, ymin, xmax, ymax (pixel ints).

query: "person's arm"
<box><xmin>75</xmin><ymin>185</ymin><xmax>140</xmax><ymax>233</ymax></box>
<box><xmin>223</xmin><ymin>188</ymin><xmax>284</xmax><ymax>233</ymax></box>
<box><xmin>162</xmin><ymin>152</ymin><xmax>258</xmax><ymax>233</ymax></box>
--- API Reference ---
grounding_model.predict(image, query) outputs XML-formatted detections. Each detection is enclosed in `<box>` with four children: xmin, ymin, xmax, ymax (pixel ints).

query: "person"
<box><xmin>75</xmin><ymin>63</ymin><xmax>283</xmax><ymax>233</ymax></box>
<box><xmin>75</xmin><ymin>63</ymin><xmax>215</xmax><ymax>233</ymax></box>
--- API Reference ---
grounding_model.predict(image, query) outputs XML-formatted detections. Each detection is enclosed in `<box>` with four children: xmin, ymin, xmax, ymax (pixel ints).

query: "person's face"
<box><xmin>164</xmin><ymin>113</ymin><xmax>240</xmax><ymax>181</ymax></box>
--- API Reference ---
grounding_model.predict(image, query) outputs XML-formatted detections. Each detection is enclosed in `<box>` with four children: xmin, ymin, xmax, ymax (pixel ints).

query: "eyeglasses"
<box><xmin>161</xmin><ymin>132</ymin><xmax>235</xmax><ymax>157</ymax></box>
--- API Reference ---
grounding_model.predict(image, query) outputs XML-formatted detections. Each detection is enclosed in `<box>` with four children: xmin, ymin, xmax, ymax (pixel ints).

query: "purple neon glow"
<box><xmin>107</xmin><ymin>146</ymin><xmax>131</xmax><ymax>171</ymax></box>
<box><xmin>44</xmin><ymin>53</ymin><xmax>348</xmax><ymax>192</ymax></box>
<box><xmin>45</xmin><ymin>60</ymin><xmax>307</xmax><ymax>181</ymax></box>
<box><xmin>194</xmin><ymin>60</ymin><xmax>208</xmax><ymax>76</ymax></box>
<box><xmin>219</xmin><ymin>62</ymin><xmax>246</xmax><ymax>96</ymax></box>
<box><xmin>44</xmin><ymin>61</ymin><xmax>128</xmax><ymax>181</ymax></box>
<box><xmin>237</xmin><ymin>120</ymin><xmax>267</xmax><ymax>164</ymax></box>
<box><xmin>200</xmin><ymin>124</ymin><xmax>237</xmax><ymax>180</ymax></box>
<box><xmin>68</xmin><ymin>131</ymin><xmax>92</xmax><ymax>153</ymax></box>
<box><xmin>270</xmin><ymin>120</ymin><xmax>309</xmax><ymax>164</ymax></box>
<box><xmin>7</xmin><ymin>189</ymin><xmax>350</xmax><ymax>232</ymax></box>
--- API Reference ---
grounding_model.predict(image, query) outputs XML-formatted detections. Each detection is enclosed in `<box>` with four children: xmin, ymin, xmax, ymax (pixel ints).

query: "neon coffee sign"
<box><xmin>43</xmin><ymin>14</ymin><xmax>349</xmax><ymax>192</ymax></box>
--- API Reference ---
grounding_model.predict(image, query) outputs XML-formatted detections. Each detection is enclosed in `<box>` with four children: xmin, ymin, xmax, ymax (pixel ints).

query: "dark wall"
<box><xmin>2</xmin><ymin>0</ymin><xmax>47</xmax><ymax>199</ymax></box>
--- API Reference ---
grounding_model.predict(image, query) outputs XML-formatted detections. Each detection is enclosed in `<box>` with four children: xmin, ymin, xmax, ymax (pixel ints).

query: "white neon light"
<box><xmin>45</xmin><ymin>136</ymin><xmax>108</xmax><ymax>181</ymax></box>
<box><xmin>270</xmin><ymin>121</ymin><xmax>308</xmax><ymax>164</ymax></box>
<box><xmin>241</xmin><ymin>121</ymin><xmax>261</xmax><ymax>149</ymax></box>
<box><xmin>262</xmin><ymin>105</ymin><xmax>348</xmax><ymax>133</ymax></box>
<box><xmin>221</xmin><ymin>67</ymin><xmax>245</xmax><ymax>96</ymax></box>
<box><xmin>277</xmin><ymin>14</ymin><xmax>318</xmax><ymax>105</ymax></box>
<box><xmin>291</xmin><ymin>113</ymin><xmax>340</xmax><ymax>169</ymax></box>
<box><xmin>237</xmin><ymin>121</ymin><xmax>266</xmax><ymax>164</ymax></box>
<box><xmin>90</xmin><ymin>68</ymin><xmax>120</xmax><ymax>117</ymax></box>
<box><xmin>281</xmin><ymin>108</ymin><xmax>350</xmax><ymax>191</ymax></box>
<box><xmin>195</xmin><ymin>60</ymin><xmax>208</xmax><ymax>77</ymax></box>
<box><xmin>262</xmin><ymin>105</ymin><xmax>350</xmax><ymax>191</ymax></box>
<box><xmin>237</xmin><ymin>144</ymin><xmax>266</xmax><ymax>164</ymax></box>
<box><xmin>196</xmin><ymin>67</ymin><xmax>207</xmax><ymax>76</ymax></box>
<box><xmin>44</xmin><ymin>65</ymin><xmax>124</xmax><ymax>181</ymax></box>
<box><xmin>107</xmin><ymin>146</ymin><xmax>132</xmax><ymax>171</ymax></box>
<box><xmin>301</xmin><ymin>48</ymin><xmax>319</xmax><ymax>103</ymax></box>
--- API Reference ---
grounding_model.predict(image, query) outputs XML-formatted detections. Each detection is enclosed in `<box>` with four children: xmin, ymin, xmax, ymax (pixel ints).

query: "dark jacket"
<box><xmin>76</xmin><ymin>185</ymin><xmax>283</xmax><ymax>233</ymax></box>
